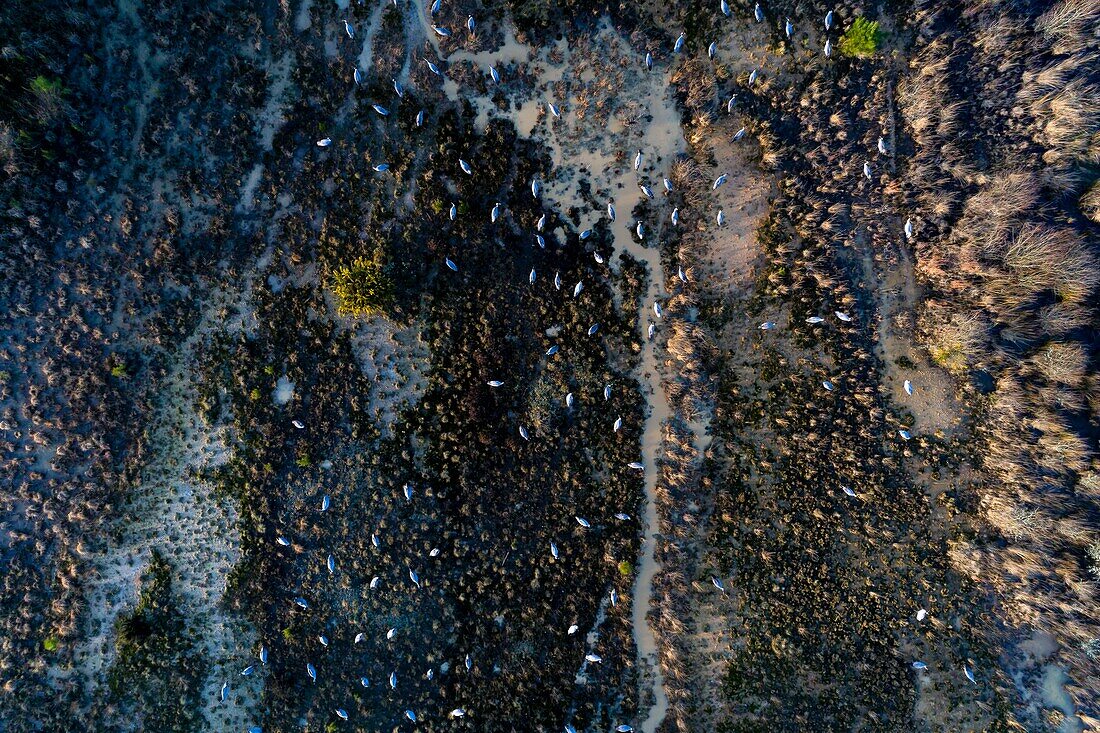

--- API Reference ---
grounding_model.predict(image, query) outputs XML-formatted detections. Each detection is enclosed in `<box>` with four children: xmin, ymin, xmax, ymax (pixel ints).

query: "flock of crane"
<box><xmin>227</xmin><ymin>0</ymin><xmax>953</xmax><ymax>730</ymax></box>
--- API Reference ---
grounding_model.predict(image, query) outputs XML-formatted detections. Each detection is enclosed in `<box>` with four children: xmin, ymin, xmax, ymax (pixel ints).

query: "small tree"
<box><xmin>839</xmin><ymin>17</ymin><xmax>882</xmax><ymax>58</ymax></box>
<box><xmin>328</xmin><ymin>256</ymin><xmax>392</xmax><ymax>316</ymax></box>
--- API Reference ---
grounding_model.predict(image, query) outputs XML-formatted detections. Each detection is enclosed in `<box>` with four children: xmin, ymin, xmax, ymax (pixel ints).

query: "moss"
<box><xmin>110</xmin><ymin>363</ymin><xmax>128</xmax><ymax>378</ymax></box>
<box><xmin>618</xmin><ymin>560</ymin><xmax>632</xmax><ymax>577</ymax></box>
<box><xmin>42</xmin><ymin>636</ymin><xmax>59</xmax><ymax>652</ymax></box>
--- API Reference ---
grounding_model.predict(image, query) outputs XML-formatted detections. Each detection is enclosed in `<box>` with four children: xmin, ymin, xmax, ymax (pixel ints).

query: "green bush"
<box><xmin>838</xmin><ymin>17</ymin><xmax>881</xmax><ymax>58</ymax></box>
<box><xmin>42</xmin><ymin>636</ymin><xmax>59</xmax><ymax>652</ymax></box>
<box><xmin>328</xmin><ymin>256</ymin><xmax>392</xmax><ymax>316</ymax></box>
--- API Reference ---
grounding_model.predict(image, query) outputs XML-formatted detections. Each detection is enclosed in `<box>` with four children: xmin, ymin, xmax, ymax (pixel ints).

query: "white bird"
<box><xmin>459</xmin><ymin>158</ymin><xmax>472</xmax><ymax>175</ymax></box>
<box><xmin>546</xmin><ymin>345</ymin><xmax>560</xmax><ymax>356</ymax></box>
<box><xmin>293</xmin><ymin>596</ymin><xmax>308</xmax><ymax>608</ymax></box>
<box><xmin>674</xmin><ymin>32</ymin><xmax>685</xmax><ymax>53</ymax></box>
<box><xmin>355</xmin><ymin>632</ymin><xmax>365</xmax><ymax>643</ymax></box>
<box><xmin>912</xmin><ymin>661</ymin><xmax>927</xmax><ymax>670</ymax></box>
<box><xmin>372</xmin><ymin>103</ymin><xmax>389</xmax><ymax>116</ymax></box>
<box><xmin>372</xmin><ymin>533</ymin><xmax>381</xmax><ymax>547</ymax></box>
<box><xmin>575</xmin><ymin>516</ymin><xmax>591</xmax><ymax>528</ymax></box>
<box><xmin>721</xmin><ymin>0</ymin><xmax>731</xmax><ymax>16</ymax></box>
<box><xmin>759</xmin><ymin>321</ymin><xmax>776</xmax><ymax>330</ymax></box>
<box><xmin>916</xmin><ymin>609</ymin><xmax>927</xmax><ymax>621</ymax></box>
<box><xmin>390</xmin><ymin>671</ymin><xmax>398</xmax><ymax>689</ymax></box>
<box><xmin>585</xmin><ymin>654</ymin><xmax>603</xmax><ymax>663</ymax></box>
<box><xmin>628</xmin><ymin>461</ymin><xmax>644</xmax><ymax>470</ymax></box>
<box><xmin>645</xmin><ymin>52</ymin><xmax>653</xmax><ymax>70</ymax></box>
<box><xmin>550</xmin><ymin>541</ymin><xmax>559</xmax><ymax>558</ymax></box>
<box><xmin>654</xmin><ymin>301</ymin><xmax>663</xmax><ymax>318</ymax></box>
<box><xmin>430</xmin><ymin>548</ymin><xmax>440</xmax><ymax>557</ymax></box>
<box><xmin>588</xmin><ymin>324</ymin><xmax>599</xmax><ymax>335</ymax></box>
<box><xmin>594</xmin><ymin>252</ymin><xmax>604</xmax><ymax>264</ymax></box>
<box><xmin>360</xmin><ymin>676</ymin><xmax>370</xmax><ymax>687</ymax></box>
<box><xmin>713</xmin><ymin>173</ymin><xmax>728</xmax><ymax>189</ymax></box>
<box><xmin>863</xmin><ymin>161</ymin><xmax>873</xmax><ymax>179</ymax></box>
<box><xmin>712</xmin><ymin>576</ymin><xmax>726</xmax><ymax>591</ymax></box>
<box><xmin>835</xmin><ymin>311</ymin><xmax>852</xmax><ymax>322</ymax></box>
<box><xmin>678</xmin><ymin>266</ymin><xmax>687</xmax><ymax>282</ymax></box>
<box><xmin>554</xmin><ymin>272</ymin><xmax>562</xmax><ymax>290</ymax></box>
<box><xmin>727</xmin><ymin>95</ymin><xmax>737</xmax><ymax>113</ymax></box>
<box><xmin>806</xmin><ymin>316</ymin><xmax>825</xmax><ymax>324</ymax></box>
<box><xmin>536</xmin><ymin>234</ymin><xmax>546</xmax><ymax>248</ymax></box>
<box><xmin>392</xmin><ymin>78</ymin><xmax>404</xmax><ymax>98</ymax></box>
<box><xmin>530</xmin><ymin>268</ymin><xmax>537</xmax><ymax>283</ymax></box>
<box><xmin>663</xmin><ymin>177</ymin><xmax>673</xmax><ymax>192</ymax></box>
<box><xmin>373</xmin><ymin>163</ymin><xmax>390</xmax><ymax>172</ymax></box>
<box><xmin>344</xmin><ymin>20</ymin><xmax>355</xmax><ymax>38</ymax></box>
<box><xmin>823</xmin><ymin>380</ymin><xmax>834</xmax><ymax>391</ymax></box>
<box><xmin>445</xmin><ymin>257</ymin><xmax>458</xmax><ymax>272</ymax></box>
<box><xmin>489</xmin><ymin>65</ymin><xmax>500</xmax><ymax>83</ymax></box>
<box><xmin>568</xmin><ymin>624</ymin><xmax>579</xmax><ymax>634</ymax></box>
<box><xmin>319</xmin><ymin>635</ymin><xmax>329</xmax><ymax>646</ymax></box>
<box><xmin>573</xmin><ymin>281</ymin><xmax>583</xmax><ymax>297</ymax></box>
<box><xmin>321</xmin><ymin>495</ymin><xmax>331</xmax><ymax>511</ymax></box>
<box><xmin>610</xmin><ymin>589</ymin><xmax>618</xmax><ymax>605</ymax></box>
<box><xmin>580</xmin><ymin>229</ymin><xmax>592</xmax><ymax>240</ymax></box>
<box><xmin>648</xmin><ymin>323</ymin><xmax>656</xmax><ymax>339</ymax></box>
<box><xmin>277</xmin><ymin>536</ymin><xmax>291</xmax><ymax>547</ymax></box>
<box><xmin>537</xmin><ymin>213</ymin><xmax>546</xmax><ymax>231</ymax></box>
<box><xmin>431</xmin><ymin>0</ymin><xmax>441</xmax><ymax>13</ymax></box>
<box><xmin>405</xmin><ymin>711</ymin><xmax>417</xmax><ymax>723</ymax></box>
<box><xmin>548</xmin><ymin>101</ymin><xmax>561</xmax><ymax>118</ymax></box>
<box><xmin>467</xmin><ymin>14</ymin><xmax>475</xmax><ymax>32</ymax></box>
<box><xmin>877</xmin><ymin>136</ymin><xmax>888</xmax><ymax>154</ymax></box>
<box><xmin>904</xmin><ymin>217</ymin><xmax>914</xmax><ymax>239</ymax></box>
<box><xmin>567</xmin><ymin>726</ymin><xmax>579</xmax><ymax>733</ymax></box>
<box><xmin>716</xmin><ymin>209</ymin><xmax>726</xmax><ymax>226</ymax></box>
<box><xmin>432</xmin><ymin>25</ymin><xmax>450</xmax><ymax>37</ymax></box>
<box><xmin>531</xmin><ymin>177</ymin><xmax>540</xmax><ymax>197</ymax></box>
<box><xmin>708</xmin><ymin>41</ymin><xmax>717</xmax><ymax>59</ymax></box>
<box><xmin>615</xmin><ymin>512</ymin><xmax>630</xmax><ymax>520</ymax></box>
<box><xmin>220</xmin><ymin>681</ymin><xmax>229</xmax><ymax>701</ymax></box>
<box><xmin>671</xmin><ymin>208</ymin><xmax>680</xmax><ymax>225</ymax></box>
<box><xmin>904</xmin><ymin>379</ymin><xmax>913</xmax><ymax>395</ymax></box>
<box><xmin>449</xmin><ymin>202</ymin><xmax>457</xmax><ymax>220</ymax></box>
<box><xmin>410</xmin><ymin>568</ymin><xmax>420</xmax><ymax>586</ymax></box>
<box><xmin>451</xmin><ymin>708</ymin><xmax>466</xmax><ymax>718</ymax></box>
<box><xmin>825</xmin><ymin>10</ymin><xmax>834</xmax><ymax>30</ymax></box>
<box><xmin>899</xmin><ymin>429</ymin><xmax>912</xmax><ymax>441</ymax></box>
<box><xmin>292</xmin><ymin>419</ymin><xmax>305</xmax><ymax>429</ymax></box>
<box><xmin>353</xmin><ymin>68</ymin><xmax>362</xmax><ymax>85</ymax></box>
<box><xmin>634</xmin><ymin>150</ymin><xmax>643</xmax><ymax>170</ymax></box>
<box><xmin>327</xmin><ymin>554</ymin><xmax>335</xmax><ymax>574</ymax></box>
<box><xmin>260</xmin><ymin>646</ymin><xmax>268</xmax><ymax>664</ymax></box>
<box><xmin>754</xmin><ymin>3</ymin><xmax>764</xmax><ymax>22</ymax></box>
<box><xmin>487</xmin><ymin>380</ymin><xmax>504</xmax><ymax>387</ymax></box>
<box><xmin>733</xmin><ymin>126</ymin><xmax>747</xmax><ymax>141</ymax></box>
<box><xmin>416</xmin><ymin>109</ymin><xmax>425</xmax><ymax>126</ymax></box>
<box><xmin>842</xmin><ymin>486</ymin><xmax>857</xmax><ymax>498</ymax></box>
<box><xmin>241</xmin><ymin>665</ymin><xmax>255</xmax><ymax>676</ymax></box>
<box><xmin>964</xmin><ymin>665</ymin><xmax>976</xmax><ymax>684</ymax></box>
<box><xmin>387</xmin><ymin>627</ymin><xmax>397</xmax><ymax>640</ymax></box>
<box><xmin>616</xmin><ymin>726</ymin><xmax>634</xmax><ymax>732</ymax></box>
<box><xmin>491</xmin><ymin>202</ymin><xmax>502</xmax><ymax>223</ymax></box>
<box><xmin>369</xmin><ymin>576</ymin><xmax>380</xmax><ymax>589</ymax></box>
<box><xmin>565</xmin><ymin>392</ymin><xmax>575</xmax><ymax>408</ymax></box>
<box><xmin>336</xmin><ymin>709</ymin><xmax>348</xmax><ymax>721</ymax></box>
<box><xmin>426</xmin><ymin>60</ymin><xmax>442</xmax><ymax>76</ymax></box>
<box><xmin>636</xmin><ymin>222</ymin><xmax>645</xmax><ymax>239</ymax></box>
<box><xmin>315</xmin><ymin>137</ymin><xmax>332</xmax><ymax>148</ymax></box>
<box><xmin>785</xmin><ymin>18</ymin><xmax>793</xmax><ymax>38</ymax></box>
<box><xmin>748</xmin><ymin>68</ymin><xmax>758</xmax><ymax>85</ymax></box>
<box><xmin>824</xmin><ymin>39</ymin><xmax>832</xmax><ymax>57</ymax></box>
<box><xmin>639</xmin><ymin>183</ymin><xmax>653</xmax><ymax>198</ymax></box>
<box><xmin>307</xmin><ymin>663</ymin><xmax>317</xmax><ymax>681</ymax></box>
<box><xmin>607</xmin><ymin>202</ymin><xmax>616</xmax><ymax>221</ymax></box>
<box><xmin>604</xmin><ymin>384</ymin><xmax>612</xmax><ymax>401</ymax></box>
<box><xmin>404</xmin><ymin>483</ymin><xmax>414</xmax><ymax>501</ymax></box>
<box><xmin>613</xmin><ymin>417</ymin><xmax>622</xmax><ymax>431</ymax></box>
